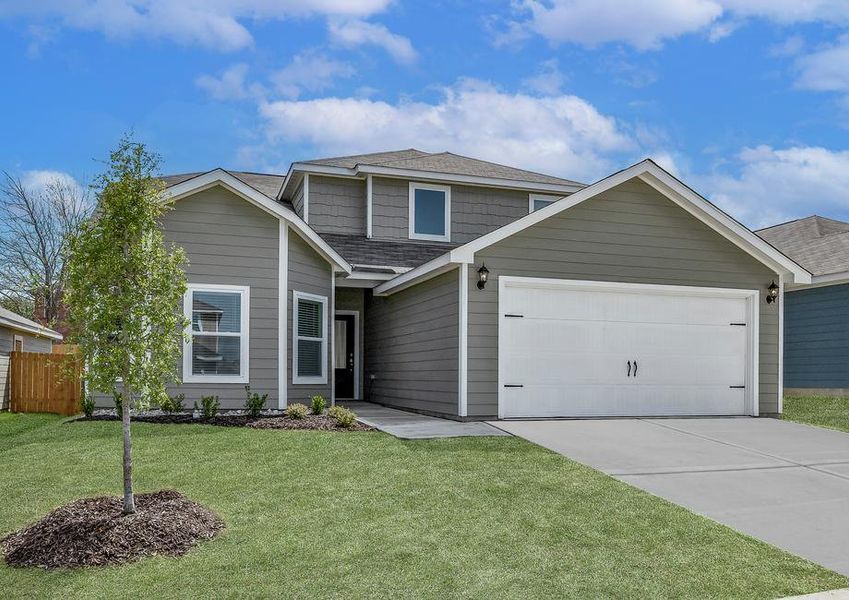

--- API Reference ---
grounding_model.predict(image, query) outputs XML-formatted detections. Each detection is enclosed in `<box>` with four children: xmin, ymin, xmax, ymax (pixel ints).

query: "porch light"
<box><xmin>477</xmin><ymin>263</ymin><xmax>489</xmax><ymax>290</ymax></box>
<box><xmin>766</xmin><ymin>280</ymin><xmax>779</xmax><ymax>304</ymax></box>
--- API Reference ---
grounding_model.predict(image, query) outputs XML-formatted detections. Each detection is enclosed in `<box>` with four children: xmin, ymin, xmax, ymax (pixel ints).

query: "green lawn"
<box><xmin>1</xmin><ymin>415</ymin><xmax>847</xmax><ymax>599</ymax></box>
<box><xmin>784</xmin><ymin>395</ymin><xmax>849</xmax><ymax>433</ymax></box>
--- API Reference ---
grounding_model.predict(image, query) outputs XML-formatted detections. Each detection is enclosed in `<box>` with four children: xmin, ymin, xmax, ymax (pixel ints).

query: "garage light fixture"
<box><xmin>477</xmin><ymin>264</ymin><xmax>489</xmax><ymax>290</ymax></box>
<box><xmin>766</xmin><ymin>280</ymin><xmax>779</xmax><ymax>304</ymax></box>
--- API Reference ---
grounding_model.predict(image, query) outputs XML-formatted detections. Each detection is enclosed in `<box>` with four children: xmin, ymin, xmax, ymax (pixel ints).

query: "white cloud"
<box><xmin>510</xmin><ymin>0</ymin><xmax>849</xmax><ymax>50</ymax></box>
<box><xmin>795</xmin><ymin>35</ymin><xmax>849</xmax><ymax>93</ymax></box>
<box><xmin>696</xmin><ymin>145</ymin><xmax>849</xmax><ymax>228</ymax></box>
<box><xmin>768</xmin><ymin>34</ymin><xmax>805</xmax><ymax>58</ymax></box>
<box><xmin>328</xmin><ymin>18</ymin><xmax>417</xmax><ymax>64</ymax></box>
<box><xmin>521</xmin><ymin>59</ymin><xmax>566</xmax><ymax>95</ymax></box>
<box><xmin>271</xmin><ymin>52</ymin><xmax>355</xmax><ymax>99</ymax></box>
<box><xmin>196</xmin><ymin>64</ymin><xmax>264</xmax><ymax>100</ymax></box>
<box><xmin>257</xmin><ymin>79</ymin><xmax>634</xmax><ymax>181</ymax></box>
<box><xmin>0</xmin><ymin>0</ymin><xmax>392</xmax><ymax>51</ymax></box>
<box><xmin>22</xmin><ymin>169</ymin><xmax>81</xmax><ymax>193</ymax></box>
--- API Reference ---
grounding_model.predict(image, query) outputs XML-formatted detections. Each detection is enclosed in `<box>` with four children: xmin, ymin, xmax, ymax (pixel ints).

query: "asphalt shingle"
<box><xmin>757</xmin><ymin>215</ymin><xmax>849</xmax><ymax>276</ymax></box>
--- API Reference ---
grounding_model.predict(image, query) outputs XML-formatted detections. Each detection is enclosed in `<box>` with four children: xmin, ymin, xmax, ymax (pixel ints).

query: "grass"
<box><xmin>784</xmin><ymin>395</ymin><xmax>849</xmax><ymax>433</ymax></box>
<box><xmin>1</xmin><ymin>416</ymin><xmax>847</xmax><ymax>599</ymax></box>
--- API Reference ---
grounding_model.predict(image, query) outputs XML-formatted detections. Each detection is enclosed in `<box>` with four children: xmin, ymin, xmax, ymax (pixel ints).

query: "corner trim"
<box><xmin>459</xmin><ymin>263</ymin><xmax>468</xmax><ymax>417</ymax></box>
<box><xmin>278</xmin><ymin>221</ymin><xmax>288</xmax><ymax>409</ymax></box>
<box><xmin>303</xmin><ymin>173</ymin><xmax>310</xmax><ymax>224</ymax></box>
<box><xmin>366</xmin><ymin>174</ymin><xmax>373</xmax><ymax>239</ymax></box>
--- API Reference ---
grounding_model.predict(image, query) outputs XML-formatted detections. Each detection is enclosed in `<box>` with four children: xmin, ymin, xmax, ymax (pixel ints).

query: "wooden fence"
<box><xmin>9</xmin><ymin>351</ymin><xmax>82</xmax><ymax>416</ymax></box>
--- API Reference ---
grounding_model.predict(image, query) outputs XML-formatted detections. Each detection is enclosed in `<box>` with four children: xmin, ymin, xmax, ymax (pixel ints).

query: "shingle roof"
<box><xmin>320</xmin><ymin>233</ymin><xmax>454</xmax><ymax>269</ymax></box>
<box><xmin>301</xmin><ymin>149</ymin><xmax>582</xmax><ymax>187</ymax></box>
<box><xmin>161</xmin><ymin>171</ymin><xmax>285</xmax><ymax>199</ymax></box>
<box><xmin>0</xmin><ymin>307</ymin><xmax>63</xmax><ymax>340</ymax></box>
<box><xmin>757</xmin><ymin>215</ymin><xmax>849</xmax><ymax>276</ymax></box>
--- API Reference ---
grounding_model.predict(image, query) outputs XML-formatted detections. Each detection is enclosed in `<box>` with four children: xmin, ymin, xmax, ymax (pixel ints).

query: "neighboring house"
<box><xmin>758</xmin><ymin>216</ymin><xmax>849</xmax><ymax>397</ymax></box>
<box><xmin>102</xmin><ymin>150</ymin><xmax>810</xmax><ymax>419</ymax></box>
<box><xmin>0</xmin><ymin>307</ymin><xmax>63</xmax><ymax>409</ymax></box>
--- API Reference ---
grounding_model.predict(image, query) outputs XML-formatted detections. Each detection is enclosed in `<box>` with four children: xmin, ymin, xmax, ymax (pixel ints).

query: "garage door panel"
<box><xmin>499</xmin><ymin>278</ymin><xmax>754</xmax><ymax>418</ymax></box>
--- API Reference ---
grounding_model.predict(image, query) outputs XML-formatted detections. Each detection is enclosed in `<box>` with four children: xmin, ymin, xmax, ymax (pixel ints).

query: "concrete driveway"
<box><xmin>492</xmin><ymin>417</ymin><xmax>849</xmax><ymax>576</ymax></box>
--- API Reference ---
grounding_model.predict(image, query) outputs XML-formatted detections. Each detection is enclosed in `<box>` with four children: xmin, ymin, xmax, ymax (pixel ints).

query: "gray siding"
<box><xmin>784</xmin><ymin>284</ymin><xmax>849</xmax><ymax>389</ymax></box>
<box><xmin>0</xmin><ymin>325</ymin><xmax>53</xmax><ymax>355</ymax></box>
<box><xmin>292</xmin><ymin>178</ymin><xmax>305</xmax><ymax>219</ymax></box>
<box><xmin>467</xmin><ymin>179</ymin><xmax>780</xmax><ymax>417</ymax></box>
<box><xmin>0</xmin><ymin>355</ymin><xmax>8</xmax><ymax>410</ymax></box>
<box><xmin>288</xmin><ymin>233</ymin><xmax>333</xmax><ymax>405</ymax></box>
<box><xmin>309</xmin><ymin>176</ymin><xmax>366</xmax><ymax>235</ymax></box>
<box><xmin>371</xmin><ymin>177</ymin><xmax>545</xmax><ymax>244</ymax></box>
<box><xmin>364</xmin><ymin>270</ymin><xmax>459</xmax><ymax>416</ymax></box>
<box><xmin>335</xmin><ymin>287</ymin><xmax>365</xmax><ymax>399</ymax></box>
<box><xmin>98</xmin><ymin>186</ymin><xmax>281</xmax><ymax>410</ymax></box>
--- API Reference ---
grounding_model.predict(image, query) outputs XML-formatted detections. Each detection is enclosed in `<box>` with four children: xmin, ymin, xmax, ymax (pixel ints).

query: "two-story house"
<box><xmin>145</xmin><ymin>149</ymin><xmax>809</xmax><ymax>420</ymax></box>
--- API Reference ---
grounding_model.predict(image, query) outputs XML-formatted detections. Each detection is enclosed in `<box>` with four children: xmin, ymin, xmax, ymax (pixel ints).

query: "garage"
<box><xmin>498</xmin><ymin>277</ymin><xmax>760</xmax><ymax>418</ymax></box>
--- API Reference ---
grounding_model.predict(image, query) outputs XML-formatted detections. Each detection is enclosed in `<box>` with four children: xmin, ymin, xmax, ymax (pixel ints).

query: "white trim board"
<box><xmin>376</xmin><ymin>159</ymin><xmax>810</xmax><ymax>296</ymax></box>
<box><xmin>458</xmin><ymin>263</ymin><xmax>468</xmax><ymax>417</ymax></box>
<box><xmin>0</xmin><ymin>317</ymin><xmax>63</xmax><ymax>341</ymax></box>
<box><xmin>278</xmin><ymin>221</ymin><xmax>288</xmax><ymax>409</ymax></box>
<box><xmin>182</xmin><ymin>283</ymin><xmax>250</xmax><ymax>384</ymax></box>
<box><xmin>408</xmin><ymin>181</ymin><xmax>451</xmax><ymax>242</ymax></box>
<box><xmin>496</xmin><ymin>276</ymin><xmax>760</xmax><ymax>419</ymax></box>
<box><xmin>334</xmin><ymin>310</ymin><xmax>360</xmax><ymax>400</ymax></box>
<box><xmin>162</xmin><ymin>169</ymin><xmax>351</xmax><ymax>273</ymax></box>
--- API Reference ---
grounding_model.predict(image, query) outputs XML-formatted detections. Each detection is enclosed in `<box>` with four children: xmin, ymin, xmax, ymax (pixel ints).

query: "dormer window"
<box><xmin>409</xmin><ymin>182</ymin><xmax>451</xmax><ymax>242</ymax></box>
<box><xmin>529</xmin><ymin>193</ymin><xmax>560</xmax><ymax>213</ymax></box>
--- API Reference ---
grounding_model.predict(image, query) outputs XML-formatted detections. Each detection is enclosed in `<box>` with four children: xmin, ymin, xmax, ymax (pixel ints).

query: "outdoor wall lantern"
<box><xmin>477</xmin><ymin>263</ymin><xmax>490</xmax><ymax>290</ymax></box>
<box><xmin>766</xmin><ymin>280</ymin><xmax>779</xmax><ymax>304</ymax></box>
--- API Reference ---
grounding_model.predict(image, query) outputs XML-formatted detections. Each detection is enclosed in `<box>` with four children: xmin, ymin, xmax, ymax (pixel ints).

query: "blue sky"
<box><xmin>1</xmin><ymin>1</ymin><xmax>849</xmax><ymax>228</ymax></box>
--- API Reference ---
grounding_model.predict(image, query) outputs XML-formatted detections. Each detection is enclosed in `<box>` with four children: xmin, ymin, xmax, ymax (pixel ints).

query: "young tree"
<box><xmin>65</xmin><ymin>138</ymin><xmax>187</xmax><ymax>514</ymax></box>
<box><xmin>0</xmin><ymin>172</ymin><xmax>91</xmax><ymax>328</ymax></box>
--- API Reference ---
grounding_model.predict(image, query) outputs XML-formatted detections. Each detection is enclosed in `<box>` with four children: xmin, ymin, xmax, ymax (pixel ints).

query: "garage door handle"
<box><xmin>503</xmin><ymin>384</ymin><xmax>524</xmax><ymax>388</ymax></box>
<box><xmin>633</xmin><ymin>360</ymin><xmax>638</xmax><ymax>377</ymax></box>
<box><xmin>627</xmin><ymin>361</ymin><xmax>631</xmax><ymax>377</ymax></box>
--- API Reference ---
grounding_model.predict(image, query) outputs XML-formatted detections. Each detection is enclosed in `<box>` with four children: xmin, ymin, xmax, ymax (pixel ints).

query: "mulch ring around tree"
<box><xmin>74</xmin><ymin>412</ymin><xmax>373</xmax><ymax>431</ymax></box>
<box><xmin>2</xmin><ymin>490</ymin><xmax>225</xmax><ymax>569</ymax></box>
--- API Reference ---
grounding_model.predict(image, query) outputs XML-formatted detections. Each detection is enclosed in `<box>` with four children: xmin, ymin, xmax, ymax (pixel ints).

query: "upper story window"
<box><xmin>529</xmin><ymin>194</ymin><xmax>560</xmax><ymax>213</ymax></box>
<box><xmin>409</xmin><ymin>182</ymin><xmax>451</xmax><ymax>242</ymax></box>
<box><xmin>183</xmin><ymin>284</ymin><xmax>250</xmax><ymax>384</ymax></box>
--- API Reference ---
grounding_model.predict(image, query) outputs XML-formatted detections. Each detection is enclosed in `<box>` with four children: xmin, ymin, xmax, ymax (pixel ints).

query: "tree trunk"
<box><xmin>121</xmin><ymin>384</ymin><xmax>135</xmax><ymax>515</ymax></box>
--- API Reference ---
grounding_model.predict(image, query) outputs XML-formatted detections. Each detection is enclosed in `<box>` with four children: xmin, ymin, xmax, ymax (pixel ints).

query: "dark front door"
<box><xmin>334</xmin><ymin>314</ymin><xmax>356</xmax><ymax>399</ymax></box>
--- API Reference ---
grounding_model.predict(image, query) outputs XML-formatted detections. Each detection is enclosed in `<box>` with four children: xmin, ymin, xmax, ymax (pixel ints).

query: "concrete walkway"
<box><xmin>343</xmin><ymin>402</ymin><xmax>508</xmax><ymax>440</ymax></box>
<box><xmin>493</xmin><ymin>417</ymin><xmax>849</xmax><ymax>576</ymax></box>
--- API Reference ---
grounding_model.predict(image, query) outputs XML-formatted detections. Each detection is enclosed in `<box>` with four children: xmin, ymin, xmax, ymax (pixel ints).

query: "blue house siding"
<box><xmin>785</xmin><ymin>284</ymin><xmax>849</xmax><ymax>389</ymax></box>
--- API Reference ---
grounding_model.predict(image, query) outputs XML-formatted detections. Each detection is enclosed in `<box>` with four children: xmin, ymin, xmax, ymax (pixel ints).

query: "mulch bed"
<box><xmin>74</xmin><ymin>412</ymin><xmax>373</xmax><ymax>432</ymax></box>
<box><xmin>2</xmin><ymin>490</ymin><xmax>225</xmax><ymax>569</ymax></box>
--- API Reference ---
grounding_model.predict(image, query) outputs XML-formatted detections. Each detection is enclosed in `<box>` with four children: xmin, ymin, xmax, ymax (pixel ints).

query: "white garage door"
<box><xmin>498</xmin><ymin>277</ymin><xmax>758</xmax><ymax>418</ymax></box>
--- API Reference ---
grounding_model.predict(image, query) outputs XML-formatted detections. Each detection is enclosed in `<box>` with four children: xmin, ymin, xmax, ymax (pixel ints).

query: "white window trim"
<box><xmin>13</xmin><ymin>334</ymin><xmax>24</xmax><ymax>352</ymax></box>
<box><xmin>292</xmin><ymin>290</ymin><xmax>328</xmax><ymax>385</ymax></box>
<box><xmin>528</xmin><ymin>193</ymin><xmax>560</xmax><ymax>213</ymax></box>
<box><xmin>182</xmin><ymin>283</ymin><xmax>250</xmax><ymax>384</ymax></box>
<box><xmin>409</xmin><ymin>182</ymin><xmax>451</xmax><ymax>242</ymax></box>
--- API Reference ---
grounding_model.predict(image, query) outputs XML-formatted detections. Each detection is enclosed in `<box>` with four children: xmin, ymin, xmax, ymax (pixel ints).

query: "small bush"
<box><xmin>244</xmin><ymin>385</ymin><xmax>268</xmax><ymax>417</ymax></box>
<box><xmin>328</xmin><ymin>405</ymin><xmax>358</xmax><ymax>428</ymax></box>
<box><xmin>199</xmin><ymin>395</ymin><xmax>219</xmax><ymax>419</ymax></box>
<box><xmin>310</xmin><ymin>395</ymin><xmax>326</xmax><ymax>415</ymax></box>
<box><xmin>80</xmin><ymin>395</ymin><xmax>95</xmax><ymax>418</ymax></box>
<box><xmin>160</xmin><ymin>393</ymin><xmax>185</xmax><ymax>414</ymax></box>
<box><xmin>113</xmin><ymin>392</ymin><xmax>123</xmax><ymax>415</ymax></box>
<box><xmin>285</xmin><ymin>403</ymin><xmax>309</xmax><ymax>420</ymax></box>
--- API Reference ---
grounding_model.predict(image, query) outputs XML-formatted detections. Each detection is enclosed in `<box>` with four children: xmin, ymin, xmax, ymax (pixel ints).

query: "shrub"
<box><xmin>285</xmin><ymin>403</ymin><xmax>309</xmax><ymax>420</ymax></box>
<box><xmin>199</xmin><ymin>395</ymin><xmax>219</xmax><ymax>419</ymax></box>
<box><xmin>244</xmin><ymin>385</ymin><xmax>268</xmax><ymax>417</ymax></box>
<box><xmin>113</xmin><ymin>392</ymin><xmax>123</xmax><ymax>415</ymax></box>
<box><xmin>160</xmin><ymin>393</ymin><xmax>185</xmax><ymax>414</ymax></box>
<box><xmin>328</xmin><ymin>405</ymin><xmax>358</xmax><ymax>428</ymax></box>
<box><xmin>310</xmin><ymin>395</ymin><xmax>326</xmax><ymax>415</ymax></box>
<box><xmin>80</xmin><ymin>394</ymin><xmax>95</xmax><ymax>418</ymax></box>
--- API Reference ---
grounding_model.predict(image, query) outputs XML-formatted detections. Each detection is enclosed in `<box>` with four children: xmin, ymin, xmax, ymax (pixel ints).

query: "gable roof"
<box><xmin>375</xmin><ymin>159</ymin><xmax>811</xmax><ymax>295</ymax></box>
<box><xmin>160</xmin><ymin>169</ymin><xmax>351</xmax><ymax>273</ymax></box>
<box><xmin>757</xmin><ymin>215</ymin><xmax>849</xmax><ymax>278</ymax></box>
<box><xmin>162</xmin><ymin>171</ymin><xmax>285</xmax><ymax>200</ymax></box>
<box><xmin>281</xmin><ymin>149</ymin><xmax>585</xmax><ymax>199</ymax></box>
<box><xmin>0</xmin><ymin>307</ymin><xmax>63</xmax><ymax>341</ymax></box>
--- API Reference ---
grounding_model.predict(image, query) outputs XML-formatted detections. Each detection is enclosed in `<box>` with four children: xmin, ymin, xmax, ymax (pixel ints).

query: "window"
<box><xmin>409</xmin><ymin>182</ymin><xmax>451</xmax><ymax>242</ymax></box>
<box><xmin>529</xmin><ymin>194</ymin><xmax>560</xmax><ymax>213</ymax></box>
<box><xmin>293</xmin><ymin>291</ymin><xmax>328</xmax><ymax>384</ymax></box>
<box><xmin>13</xmin><ymin>335</ymin><xmax>23</xmax><ymax>352</ymax></box>
<box><xmin>183</xmin><ymin>284</ymin><xmax>249</xmax><ymax>383</ymax></box>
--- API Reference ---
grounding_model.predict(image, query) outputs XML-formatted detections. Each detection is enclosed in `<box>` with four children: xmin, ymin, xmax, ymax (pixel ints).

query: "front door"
<box><xmin>334</xmin><ymin>314</ymin><xmax>356</xmax><ymax>399</ymax></box>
